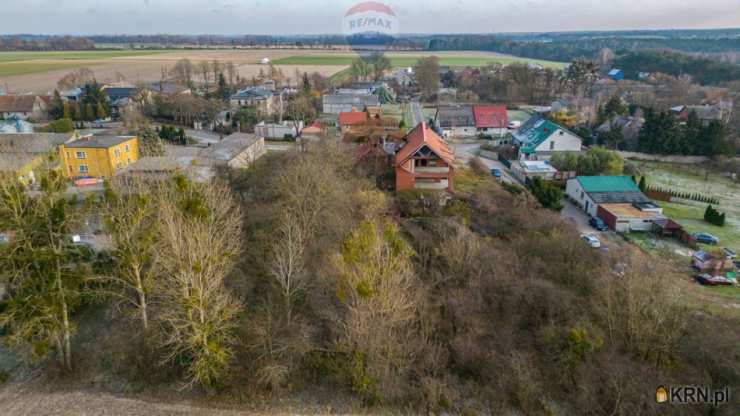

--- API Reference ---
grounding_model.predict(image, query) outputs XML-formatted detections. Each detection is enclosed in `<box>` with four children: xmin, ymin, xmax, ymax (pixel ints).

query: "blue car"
<box><xmin>693</xmin><ymin>232</ymin><xmax>719</xmax><ymax>245</ymax></box>
<box><xmin>589</xmin><ymin>217</ymin><xmax>609</xmax><ymax>231</ymax></box>
<box><xmin>490</xmin><ymin>168</ymin><xmax>502</xmax><ymax>178</ymax></box>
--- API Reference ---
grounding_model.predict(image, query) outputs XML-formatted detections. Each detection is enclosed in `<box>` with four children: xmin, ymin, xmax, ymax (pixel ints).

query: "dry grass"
<box><xmin>0</xmin><ymin>50</ymin><xmax>348</xmax><ymax>93</ymax></box>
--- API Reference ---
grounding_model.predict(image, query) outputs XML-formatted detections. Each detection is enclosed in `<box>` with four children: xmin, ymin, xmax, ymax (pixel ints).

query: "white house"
<box><xmin>512</xmin><ymin>117</ymin><xmax>582</xmax><ymax>161</ymax></box>
<box><xmin>565</xmin><ymin>176</ymin><xmax>656</xmax><ymax>218</ymax></box>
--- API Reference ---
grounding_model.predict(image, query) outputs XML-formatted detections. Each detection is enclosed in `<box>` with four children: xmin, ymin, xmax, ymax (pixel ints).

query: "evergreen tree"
<box><xmin>50</xmin><ymin>90</ymin><xmax>64</xmax><ymax>120</ymax></box>
<box><xmin>638</xmin><ymin>176</ymin><xmax>647</xmax><ymax>192</ymax></box>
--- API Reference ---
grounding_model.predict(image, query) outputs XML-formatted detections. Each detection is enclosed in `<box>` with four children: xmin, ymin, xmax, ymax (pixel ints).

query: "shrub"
<box><xmin>704</xmin><ymin>205</ymin><xmax>726</xmax><ymax>227</ymax></box>
<box><xmin>528</xmin><ymin>177</ymin><xmax>563</xmax><ymax>211</ymax></box>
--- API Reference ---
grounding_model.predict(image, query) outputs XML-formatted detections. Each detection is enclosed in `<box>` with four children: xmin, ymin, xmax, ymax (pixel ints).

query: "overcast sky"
<box><xmin>2</xmin><ymin>0</ymin><xmax>740</xmax><ymax>35</ymax></box>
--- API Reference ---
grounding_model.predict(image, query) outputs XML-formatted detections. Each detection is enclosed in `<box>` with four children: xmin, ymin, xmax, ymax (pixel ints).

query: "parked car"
<box><xmin>693</xmin><ymin>232</ymin><xmax>719</xmax><ymax>245</ymax></box>
<box><xmin>508</xmin><ymin>121</ymin><xmax>522</xmax><ymax>130</ymax></box>
<box><xmin>589</xmin><ymin>217</ymin><xmax>609</xmax><ymax>231</ymax></box>
<box><xmin>581</xmin><ymin>234</ymin><xmax>601</xmax><ymax>248</ymax></box>
<box><xmin>694</xmin><ymin>273</ymin><xmax>734</xmax><ymax>286</ymax></box>
<box><xmin>490</xmin><ymin>168</ymin><xmax>502</xmax><ymax>178</ymax></box>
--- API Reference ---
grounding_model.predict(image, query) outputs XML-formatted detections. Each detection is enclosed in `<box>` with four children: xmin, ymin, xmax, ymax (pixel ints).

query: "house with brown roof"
<box><xmin>395</xmin><ymin>122</ymin><xmax>455</xmax><ymax>192</ymax></box>
<box><xmin>473</xmin><ymin>105</ymin><xmax>508</xmax><ymax>137</ymax></box>
<box><xmin>338</xmin><ymin>110</ymin><xmax>368</xmax><ymax>133</ymax></box>
<box><xmin>0</xmin><ymin>95</ymin><xmax>49</xmax><ymax>121</ymax></box>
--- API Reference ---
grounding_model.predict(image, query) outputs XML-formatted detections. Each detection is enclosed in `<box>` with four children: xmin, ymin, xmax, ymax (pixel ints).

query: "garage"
<box><xmin>597</xmin><ymin>203</ymin><xmax>662</xmax><ymax>232</ymax></box>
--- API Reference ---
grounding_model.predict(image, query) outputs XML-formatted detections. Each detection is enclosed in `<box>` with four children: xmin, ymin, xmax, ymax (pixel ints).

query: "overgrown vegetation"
<box><xmin>0</xmin><ymin>143</ymin><xmax>738</xmax><ymax>414</ymax></box>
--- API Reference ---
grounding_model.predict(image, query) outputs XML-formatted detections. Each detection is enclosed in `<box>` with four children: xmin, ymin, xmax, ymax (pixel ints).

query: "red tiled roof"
<box><xmin>339</xmin><ymin>111</ymin><xmax>368</xmax><ymax>126</ymax></box>
<box><xmin>0</xmin><ymin>95</ymin><xmax>38</xmax><ymax>113</ymax></box>
<box><xmin>395</xmin><ymin>122</ymin><xmax>454</xmax><ymax>166</ymax></box>
<box><xmin>473</xmin><ymin>105</ymin><xmax>508</xmax><ymax>129</ymax></box>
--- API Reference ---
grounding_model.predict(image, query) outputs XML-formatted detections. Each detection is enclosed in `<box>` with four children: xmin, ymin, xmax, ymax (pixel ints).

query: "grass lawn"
<box><xmin>273</xmin><ymin>54</ymin><xmax>565</xmax><ymax>69</ymax></box>
<box><xmin>0</xmin><ymin>62</ymin><xmax>85</xmax><ymax>77</ymax></box>
<box><xmin>0</xmin><ymin>50</ymin><xmax>168</xmax><ymax>63</ymax></box>
<box><xmin>630</xmin><ymin>160</ymin><xmax>740</xmax><ymax>250</ymax></box>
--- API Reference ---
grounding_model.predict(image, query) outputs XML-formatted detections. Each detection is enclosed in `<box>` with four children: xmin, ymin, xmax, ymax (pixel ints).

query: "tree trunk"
<box><xmin>55</xmin><ymin>261</ymin><xmax>72</xmax><ymax>371</ymax></box>
<box><xmin>134</xmin><ymin>268</ymin><xmax>148</xmax><ymax>331</ymax></box>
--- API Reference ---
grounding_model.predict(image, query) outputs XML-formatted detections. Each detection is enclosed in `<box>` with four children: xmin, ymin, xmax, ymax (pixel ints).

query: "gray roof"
<box><xmin>230</xmin><ymin>87</ymin><xmax>274</xmax><ymax>100</ymax></box>
<box><xmin>0</xmin><ymin>133</ymin><xmax>73</xmax><ymax>154</ymax></box>
<box><xmin>436</xmin><ymin>105</ymin><xmax>474</xmax><ymax>128</ymax></box>
<box><xmin>588</xmin><ymin>191</ymin><xmax>651</xmax><ymax>205</ymax></box>
<box><xmin>198</xmin><ymin>133</ymin><xmax>260</xmax><ymax>163</ymax></box>
<box><xmin>66</xmin><ymin>136</ymin><xmax>135</xmax><ymax>149</ymax></box>
<box><xmin>0</xmin><ymin>153</ymin><xmax>38</xmax><ymax>172</ymax></box>
<box><xmin>146</xmin><ymin>82</ymin><xmax>190</xmax><ymax>95</ymax></box>
<box><xmin>323</xmin><ymin>93</ymin><xmax>380</xmax><ymax>106</ymax></box>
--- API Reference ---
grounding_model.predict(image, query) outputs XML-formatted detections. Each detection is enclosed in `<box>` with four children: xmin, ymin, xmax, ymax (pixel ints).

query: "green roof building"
<box><xmin>513</xmin><ymin>116</ymin><xmax>582</xmax><ymax>160</ymax></box>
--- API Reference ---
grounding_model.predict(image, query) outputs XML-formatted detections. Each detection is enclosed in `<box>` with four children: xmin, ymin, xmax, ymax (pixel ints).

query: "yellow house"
<box><xmin>60</xmin><ymin>135</ymin><xmax>139</xmax><ymax>179</ymax></box>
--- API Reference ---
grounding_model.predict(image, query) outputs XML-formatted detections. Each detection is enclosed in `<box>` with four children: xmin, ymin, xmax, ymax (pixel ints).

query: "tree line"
<box><xmin>0</xmin><ymin>35</ymin><xmax>95</xmax><ymax>51</ymax></box>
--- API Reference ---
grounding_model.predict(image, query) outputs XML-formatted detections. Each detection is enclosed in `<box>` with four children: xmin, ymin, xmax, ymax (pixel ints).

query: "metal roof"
<box><xmin>576</xmin><ymin>176</ymin><xmax>640</xmax><ymax>193</ymax></box>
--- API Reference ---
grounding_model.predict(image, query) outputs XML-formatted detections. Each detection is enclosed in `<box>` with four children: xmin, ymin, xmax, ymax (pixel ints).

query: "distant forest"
<box><xmin>3</xmin><ymin>31</ymin><xmax>740</xmax><ymax>85</ymax></box>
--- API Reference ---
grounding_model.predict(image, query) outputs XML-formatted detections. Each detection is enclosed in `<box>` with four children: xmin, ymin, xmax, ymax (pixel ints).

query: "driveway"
<box><xmin>561</xmin><ymin>199</ymin><xmax>620</xmax><ymax>250</ymax></box>
<box><xmin>451</xmin><ymin>142</ymin><xmax>518</xmax><ymax>185</ymax></box>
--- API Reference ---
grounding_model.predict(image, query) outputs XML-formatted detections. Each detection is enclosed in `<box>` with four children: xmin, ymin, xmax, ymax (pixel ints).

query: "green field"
<box><xmin>0</xmin><ymin>62</ymin><xmax>86</xmax><ymax>77</ymax></box>
<box><xmin>0</xmin><ymin>50</ymin><xmax>167</xmax><ymax>63</ymax></box>
<box><xmin>272</xmin><ymin>54</ymin><xmax>566</xmax><ymax>69</ymax></box>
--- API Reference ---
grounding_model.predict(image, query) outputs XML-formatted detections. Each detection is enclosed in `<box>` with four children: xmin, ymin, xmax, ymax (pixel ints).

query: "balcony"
<box><xmin>415</xmin><ymin>179</ymin><xmax>449</xmax><ymax>190</ymax></box>
<box><xmin>414</xmin><ymin>166</ymin><xmax>450</xmax><ymax>174</ymax></box>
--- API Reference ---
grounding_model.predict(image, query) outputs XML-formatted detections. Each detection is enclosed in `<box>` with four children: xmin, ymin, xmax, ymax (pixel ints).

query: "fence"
<box><xmin>617</xmin><ymin>151</ymin><xmax>709</xmax><ymax>164</ymax></box>
<box><xmin>645</xmin><ymin>186</ymin><xmax>719</xmax><ymax>205</ymax></box>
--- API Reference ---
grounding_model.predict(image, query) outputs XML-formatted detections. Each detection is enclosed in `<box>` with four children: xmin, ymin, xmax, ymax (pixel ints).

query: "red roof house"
<box><xmin>473</xmin><ymin>105</ymin><xmax>508</xmax><ymax>133</ymax></box>
<box><xmin>395</xmin><ymin>122</ymin><xmax>455</xmax><ymax>192</ymax></box>
<box><xmin>338</xmin><ymin>111</ymin><xmax>368</xmax><ymax>133</ymax></box>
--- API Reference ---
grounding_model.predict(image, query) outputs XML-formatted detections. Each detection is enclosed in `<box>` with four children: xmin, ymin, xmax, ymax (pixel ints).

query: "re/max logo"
<box><xmin>656</xmin><ymin>385</ymin><xmax>730</xmax><ymax>406</ymax></box>
<box><xmin>349</xmin><ymin>17</ymin><xmax>393</xmax><ymax>30</ymax></box>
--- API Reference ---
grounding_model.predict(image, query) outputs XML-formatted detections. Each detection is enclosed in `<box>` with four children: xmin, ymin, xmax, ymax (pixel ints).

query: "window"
<box><xmin>79</xmin><ymin>165</ymin><xmax>89</xmax><ymax>173</ymax></box>
<box><xmin>550</xmin><ymin>141</ymin><xmax>555</xmax><ymax>151</ymax></box>
<box><xmin>114</xmin><ymin>149</ymin><xmax>121</xmax><ymax>157</ymax></box>
<box><xmin>75</xmin><ymin>151</ymin><xmax>86</xmax><ymax>159</ymax></box>
<box><xmin>124</xmin><ymin>144</ymin><xmax>130</xmax><ymax>152</ymax></box>
<box><xmin>65</xmin><ymin>151</ymin><xmax>70</xmax><ymax>158</ymax></box>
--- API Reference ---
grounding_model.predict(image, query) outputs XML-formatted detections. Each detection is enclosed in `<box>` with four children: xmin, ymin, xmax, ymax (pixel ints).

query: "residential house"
<box><xmin>596</xmin><ymin>115</ymin><xmax>645</xmax><ymax>146</ymax></box>
<box><xmin>0</xmin><ymin>95</ymin><xmax>49</xmax><ymax>121</ymax></box>
<box><xmin>229</xmin><ymin>87</ymin><xmax>278</xmax><ymax>116</ymax></box>
<box><xmin>671</xmin><ymin>103</ymin><xmax>732</xmax><ymax>126</ymax></box>
<box><xmin>513</xmin><ymin>117</ymin><xmax>582</xmax><ymax>161</ymax></box>
<box><xmin>102</xmin><ymin>87</ymin><xmax>140</xmax><ymax>117</ymax></box>
<box><xmin>0</xmin><ymin>133</ymin><xmax>74</xmax><ymax>183</ymax></box>
<box><xmin>565</xmin><ymin>176</ymin><xmax>660</xmax><ymax>219</ymax></box>
<box><xmin>322</xmin><ymin>93</ymin><xmax>380</xmax><ymax>114</ymax></box>
<box><xmin>395</xmin><ymin>122</ymin><xmax>455</xmax><ymax>192</ymax></box>
<box><xmin>145</xmin><ymin>82</ymin><xmax>192</xmax><ymax>97</ymax></box>
<box><xmin>197</xmin><ymin>133</ymin><xmax>266</xmax><ymax>169</ymax></box>
<box><xmin>338</xmin><ymin>110</ymin><xmax>368</xmax><ymax>134</ymax></box>
<box><xmin>60</xmin><ymin>135</ymin><xmax>139</xmax><ymax>179</ymax></box>
<box><xmin>60</xmin><ymin>87</ymin><xmax>83</xmax><ymax>102</ymax></box>
<box><xmin>337</xmin><ymin>82</ymin><xmax>386</xmax><ymax>95</ymax></box>
<box><xmin>435</xmin><ymin>105</ymin><xmax>475</xmax><ymax>139</ymax></box>
<box><xmin>254</xmin><ymin>120</ymin><xmax>304</xmax><ymax>139</ymax></box>
<box><xmin>473</xmin><ymin>105</ymin><xmax>508</xmax><ymax>137</ymax></box>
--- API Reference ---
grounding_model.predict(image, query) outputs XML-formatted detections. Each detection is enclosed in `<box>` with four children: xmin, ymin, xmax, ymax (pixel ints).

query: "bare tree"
<box><xmin>99</xmin><ymin>179</ymin><xmax>157</xmax><ymax>331</ymax></box>
<box><xmin>269</xmin><ymin>213</ymin><xmax>307</xmax><ymax>323</ymax></box>
<box><xmin>171</xmin><ymin>58</ymin><xmax>194</xmax><ymax>85</ymax></box>
<box><xmin>199</xmin><ymin>61</ymin><xmax>211</xmax><ymax>92</ymax></box>
<box><xmin>155</xmin><ymin>177</ymin><xmax>243</xmax><ymax>388</ymax></box>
